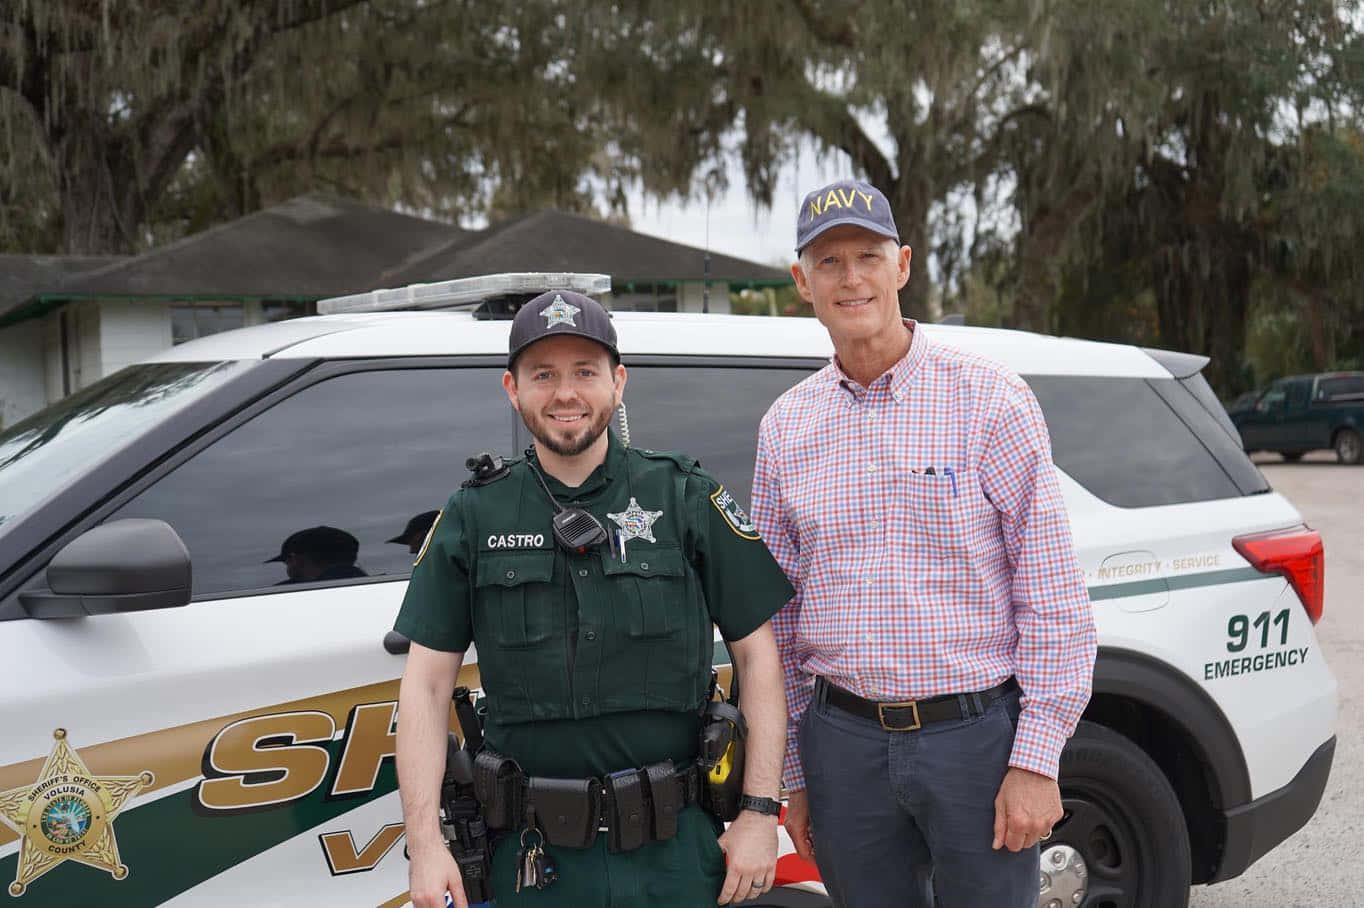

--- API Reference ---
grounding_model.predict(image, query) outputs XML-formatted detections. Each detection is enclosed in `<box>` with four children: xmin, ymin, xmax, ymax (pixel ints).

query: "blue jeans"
<box><xmin>798</xmin><ymin>683</ymin><xmax>1039</xmax><ymax>908</ymax></box>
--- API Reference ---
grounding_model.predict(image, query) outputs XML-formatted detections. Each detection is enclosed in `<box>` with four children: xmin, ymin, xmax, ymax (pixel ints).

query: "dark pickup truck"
<box><xmin>1231</xmin><ymin>372</ymin><xmax>1364</xmax><ymax>463</ymax></box>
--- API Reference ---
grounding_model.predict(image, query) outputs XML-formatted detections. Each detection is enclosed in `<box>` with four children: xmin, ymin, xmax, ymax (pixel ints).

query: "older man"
<box><xmin>750</xmin><ymin>179</ymin><xmax>1097</xmax><ymax>907</ymax></box>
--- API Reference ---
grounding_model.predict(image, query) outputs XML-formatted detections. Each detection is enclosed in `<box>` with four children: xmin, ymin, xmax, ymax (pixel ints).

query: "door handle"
<box><xmin>383</xmin><ymin>630</ymin><xmax>411</xmax><ymax>654</ymax></box>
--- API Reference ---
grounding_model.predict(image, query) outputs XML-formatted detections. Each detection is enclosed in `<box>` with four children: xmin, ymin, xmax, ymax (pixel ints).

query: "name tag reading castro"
<box><xmin>486</xmin><ymin>534</ymin><xmax>547</xmax><ymax>549</ymax></box>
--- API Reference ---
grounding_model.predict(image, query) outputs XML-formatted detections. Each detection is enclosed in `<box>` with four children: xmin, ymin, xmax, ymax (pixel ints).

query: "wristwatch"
<box><xmin>739</xmin><ymin>795</ymin><xmax>782</xmax><ymax>817</ymax></box>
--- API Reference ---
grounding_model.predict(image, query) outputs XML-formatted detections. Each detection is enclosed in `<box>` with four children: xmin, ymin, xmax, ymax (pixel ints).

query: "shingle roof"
<box><xmin>0</xmin><ymin>254</ymin><xmax>126</xmax><ymax>319</ymax></box>
<box><xmin>1</xmin><ymin>200</ymin><xmax>789</xmax><ymax>329</ymax></box>
<box><xmin>379</xmin><ymin>209</ymin><xmax>791</xmax><ymax>287</ymax></box>
<box><xmin>46</xmin><ymin>194</ymin><xmax>468</xmax><ymax>302</ymax></box>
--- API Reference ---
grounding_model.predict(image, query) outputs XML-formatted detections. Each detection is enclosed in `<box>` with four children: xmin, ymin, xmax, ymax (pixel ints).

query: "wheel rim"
<box><xmin>1339</xmin><ymin>433</ymin><xmax>1360</xmax><ymax>463</ymax></box>
<box><xmin>1038</xmin><ymin>843</ymin><xmax>1088</xmax><ymax>908</ymax></box>
<box><xmin>1043</xmin><ymin>788</ymin><xmax>1143</xmax><ymax>908</ymax></box>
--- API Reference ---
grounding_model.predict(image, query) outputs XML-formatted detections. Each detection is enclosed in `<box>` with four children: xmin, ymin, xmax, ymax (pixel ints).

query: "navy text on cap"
<box><xmin>795</xmin><ymin>179</ymin><xmax>900</xmax><ymax>254</ymax></box>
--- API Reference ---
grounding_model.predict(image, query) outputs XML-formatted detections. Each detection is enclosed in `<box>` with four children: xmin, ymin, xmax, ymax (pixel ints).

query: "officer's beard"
<box><xmin>521</xmin><ymin>404</ymin><xmax>614</xmax><ymax>458</ymax></box>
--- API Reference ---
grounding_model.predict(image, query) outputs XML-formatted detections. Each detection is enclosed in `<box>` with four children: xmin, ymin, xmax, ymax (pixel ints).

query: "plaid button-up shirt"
<box><xmin>751</xmin><ymin>322</ymin><xmax>1096</xmax><ymax>789</ymax></box>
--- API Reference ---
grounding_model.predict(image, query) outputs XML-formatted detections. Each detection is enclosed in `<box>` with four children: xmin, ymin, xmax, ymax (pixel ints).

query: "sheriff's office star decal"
<box><xmin>607</xmin><ymin>498</ymin><xmax>664</xmax><ymax>543</ymax></box>
<box><xmin>0</xmin><ymin>729</ymin><xmax>154</xmax><ymax>897</ymax></box>
<box><xmin>540</xmin><ymin>294</ymin><xmax>580</xmax><ymax>329</ymax></box>
<box><xmin>710</xmin><ymin>486</ymin><xmax>760</xmax><ymax>540</ymax></box>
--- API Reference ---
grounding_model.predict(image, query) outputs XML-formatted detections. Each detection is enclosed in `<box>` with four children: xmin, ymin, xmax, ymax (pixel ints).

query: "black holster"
<box><xmin>473</xmin><ymin>749</ymin><xmax>522</xmax><ymax>830</ymax></box>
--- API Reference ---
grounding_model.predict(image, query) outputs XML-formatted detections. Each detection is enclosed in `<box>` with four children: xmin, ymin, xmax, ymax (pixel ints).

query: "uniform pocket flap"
<box><xmin>476</xmin><ymin>550</ymin><xmax>555</xmax><ymax>587</ymax></box>
<box><xmin>600</xmin><ymin>546</ymin><xmax>686</xmax><ymax>578</ymax></box>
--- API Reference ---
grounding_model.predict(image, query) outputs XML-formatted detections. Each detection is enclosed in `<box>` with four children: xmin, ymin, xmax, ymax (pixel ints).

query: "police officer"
<box><xmin>394</xmin><ymin>290</ymin><xmax>793</xmax><ymax>908</ymax></box>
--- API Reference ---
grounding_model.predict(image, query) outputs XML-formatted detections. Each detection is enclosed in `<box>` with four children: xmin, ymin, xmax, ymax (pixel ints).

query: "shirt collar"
<box><xmin>828</xmin><ymin>319</ymin><xmax>929</xmax><ymax>399</ymax></box>
<box><xmin>535</xmin><ymin>429</ymin><xmax>625</xmax><ymax>501</ymax></box>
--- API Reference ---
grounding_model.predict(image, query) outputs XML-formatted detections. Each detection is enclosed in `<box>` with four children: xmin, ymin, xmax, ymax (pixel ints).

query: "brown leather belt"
<box><xmin>818</xmin><ymin>676</ymin><xmax>1019</xmax><ymax>731</ymax></box>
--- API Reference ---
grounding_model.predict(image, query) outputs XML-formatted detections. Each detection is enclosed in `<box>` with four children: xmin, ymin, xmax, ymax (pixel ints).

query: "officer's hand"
<box><xmin>783</xmin><ymin>789</ymin><xmax>815</xmax><ymax>862</ymax></box>
<box><xmin>408</xmin><ymin>842</ymin><xmax>466</xmax><ymax>908</ymax></box>
<box><xmin>992</xmin><ymin>767</ymin><xmax>1062</xmax><ymax>852</ymax></box>
<box><xmin>717</xmin><ymin>809</ymin><xmax>778</xmax><ymax>904</ymax></box>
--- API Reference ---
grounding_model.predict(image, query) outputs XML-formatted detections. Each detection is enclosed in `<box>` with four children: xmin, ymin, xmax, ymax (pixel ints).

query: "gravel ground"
<box><xmin>1189</xmin><ymin>452</ymin><xmax>1361</xmax><ymax>907</ymax></box>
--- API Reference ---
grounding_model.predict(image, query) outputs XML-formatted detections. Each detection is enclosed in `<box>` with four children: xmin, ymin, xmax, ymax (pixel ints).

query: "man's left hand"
<box><xmin>717</xmin><ymin>810</ymin><xmax>778</xmax><ymax>904</ymax></box>
<box><xmin>992</xmin><ymin>767</ymin><xmax>1063</xmax><ymax>852</ymax></box>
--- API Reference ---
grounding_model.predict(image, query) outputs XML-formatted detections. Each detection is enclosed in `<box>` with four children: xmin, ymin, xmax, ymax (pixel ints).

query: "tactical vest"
<box><xmin>457</xmin><ymin>450</ymin><xmax>712</xmax><ymax>725</ymax></box>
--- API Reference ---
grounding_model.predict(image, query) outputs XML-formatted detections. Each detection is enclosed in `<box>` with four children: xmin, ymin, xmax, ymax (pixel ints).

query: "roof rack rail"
<box><xmin>317</xmin><ymin>272</ymin><xmax>611</xmax><ymax>318</ymax></box>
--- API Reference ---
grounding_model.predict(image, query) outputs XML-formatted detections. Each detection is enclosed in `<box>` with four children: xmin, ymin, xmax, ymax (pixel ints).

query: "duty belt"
<box><xmin>473</xmin><ymin>749</ymin><xmax>702</xmax><ymax>852</ymax></box>
<box><xmin>818</xmin><ymin>676</ymin><xmax>1020</xmax><ymax>732</ymax></box>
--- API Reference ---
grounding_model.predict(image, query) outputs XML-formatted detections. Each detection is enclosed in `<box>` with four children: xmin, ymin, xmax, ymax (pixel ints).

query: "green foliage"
<box><xmin>4</xmin><ymin>0</ymin><xmax>1363</xmax><ymax>393</ymax></box>
<box><xmin>730</xmin><ymin>285</ymin><xmax>812</xmax><ymax>317</ymax></box>
<box><xmin>0</xmin><ymin>0</ymin><xmax>738</xmax><ymax>254</ymax></box>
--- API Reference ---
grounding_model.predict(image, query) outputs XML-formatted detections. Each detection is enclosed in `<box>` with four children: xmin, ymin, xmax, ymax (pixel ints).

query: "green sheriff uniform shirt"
<box><xmin>394</xmin><ymin>433</ymin><xmax>794</xmax><ymax>778</ymax></box>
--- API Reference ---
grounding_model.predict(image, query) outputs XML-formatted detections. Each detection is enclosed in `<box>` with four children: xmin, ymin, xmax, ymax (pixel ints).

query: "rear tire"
<box><xmin>1335</xmin><ymin>428</ymin><xmax>1362</xmax><ymax>464</ymax></box>
<box><xmin>1279</xmin><ymin>451</ymin><xmax>1304</xmax><ymax>462</ymax></box>
<box><xmin>1053</xmin><ymin>721</ymin><xmax>1191</xmax><ymax>908</ymax></box>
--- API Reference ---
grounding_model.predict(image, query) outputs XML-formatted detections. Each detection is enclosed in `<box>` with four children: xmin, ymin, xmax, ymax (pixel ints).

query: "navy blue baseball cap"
<box><xmin>266</xmin><ymin>526</ymin><xmax>359</xmax><ymax>563</ymax></box>
<box><xmin>795</xmin><ymin>179</ymin><xmax>899</xmax><ymax>253</ymax></box>
<box><xmin>508</xmin><ymin>290</ymin><xmax>618</xmax><ymax>369</ymax></box>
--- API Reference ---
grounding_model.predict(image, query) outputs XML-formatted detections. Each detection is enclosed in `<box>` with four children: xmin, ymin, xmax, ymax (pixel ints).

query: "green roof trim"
<box><xmin>0</xmin><ymin>293</ymin><xmax>323</xmax><ymax>330</ymax></box>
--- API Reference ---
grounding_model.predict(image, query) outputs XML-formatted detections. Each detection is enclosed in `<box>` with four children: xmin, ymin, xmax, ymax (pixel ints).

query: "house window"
<box><xmin>169</xmin><ymin>300</ymin><xmax>312</xmax><ymax>344</ymax></box>
<box><xmin>261</xmin><ymin>301</ymin><xmax>312</xmax><ymax>323</ymax></box>
<box><xmin>171</xmin><ymin>304</ymin><xmax>245</xmax><ymax>345</ymax></box>
<box><xmin>610</xmin><ymin>283</ymin><xmax>678</xmax><ymax>312</ymax></box>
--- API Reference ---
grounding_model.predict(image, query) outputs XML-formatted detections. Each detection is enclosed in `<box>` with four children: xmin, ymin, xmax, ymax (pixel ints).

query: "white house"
<box><xmin>0</xmin><ymin>196</ymin><xmax>790</xmax><ymax>428</ymax></box>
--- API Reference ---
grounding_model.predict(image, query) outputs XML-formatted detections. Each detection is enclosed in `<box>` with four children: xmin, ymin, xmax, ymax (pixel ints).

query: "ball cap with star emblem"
<box><xmin>508</xmin><ymin>289</ymin><xmax>618</xmax><ymax>370</ymax></box>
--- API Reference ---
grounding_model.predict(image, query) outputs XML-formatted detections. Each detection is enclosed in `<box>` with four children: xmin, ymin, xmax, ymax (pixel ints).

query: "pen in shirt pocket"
<box><xmin>910</xmin><ymin>465</ymin><xmax>959</xmax><ymax>497</ymax></box>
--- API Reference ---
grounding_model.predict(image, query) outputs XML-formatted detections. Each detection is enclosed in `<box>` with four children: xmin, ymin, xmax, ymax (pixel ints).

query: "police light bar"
<box><xmin>317</xmin><ymin>272</ymin><xmax>612</xmax><ymax>314</ymax></box>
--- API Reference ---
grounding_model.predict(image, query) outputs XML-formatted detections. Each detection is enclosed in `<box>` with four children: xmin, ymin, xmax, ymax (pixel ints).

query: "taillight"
<box><xmin>1233</xmin><ymin>525</ymin><xmax>1325</xmax><ymax>624</ymax></box>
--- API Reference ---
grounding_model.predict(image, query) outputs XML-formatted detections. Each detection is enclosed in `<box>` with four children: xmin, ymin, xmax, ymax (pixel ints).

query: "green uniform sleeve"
<box><xmin>393</xmin><ymin>492</ymin><xmax>473</xmax><ymax>652</ymax></box>
<box><xmin>688</xmin><ymin>467</ymin><xmax>795</xmax><ymax>642</ymax></box>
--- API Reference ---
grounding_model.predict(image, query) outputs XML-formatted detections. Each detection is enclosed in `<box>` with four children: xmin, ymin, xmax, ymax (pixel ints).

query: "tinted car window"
<box><xmin>611</xmin><ymin>364</ymin><xmax>815</xmax><ymax>508</ymax></box>
<box><xmin>0</xmin><ymin>362</ymin><xmax>247</xmax><ymax>537</ymax></box>
<box><xmin>107</xmin><ymin>367</ymin><xmax>513</xmax><ymax>597</ymax></box>
<box><xmin>1317</xmin><ymin>375</ymin><xmax>1364</xmax><ymax>400</ymax></box>
<box><xmin>1025</xmin><ymin>376</ymin><xmax>1247</xmax><ymax>507</ymax></box>
<box><xmin>1258</xmin><ymin>388</ymin><xmax>1287</xmax><ymax>412</ymax></box>
<box><xmin>1150</xmin><ymin>379</ymin><xmax>1269</xmax><ymax>495</ymax></box>
<box><xmin>1178</xmin><ymin>373</ymin><xmax>1241</xmax><ymax>441</ymax></box>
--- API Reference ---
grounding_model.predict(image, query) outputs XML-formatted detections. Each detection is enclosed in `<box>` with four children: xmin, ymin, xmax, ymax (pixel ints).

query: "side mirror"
<box><xmin>19</xmin><ymin>519</ymin><xmax>192</xmax><ymax>619</ymax></box>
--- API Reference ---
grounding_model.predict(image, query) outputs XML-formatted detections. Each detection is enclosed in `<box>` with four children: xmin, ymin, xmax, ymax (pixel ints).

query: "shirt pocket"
<box><xmin>601</xmin><ymin>546</ymin><xmax>687</xmax><ymax>638</ymax></box>
<box><xmin>474</xmin><ymin>550</ymin><xmax>557</xmax><ymax>648</ymax></box>
<box><xmin>900</xmin><ymin>470</ymin><xmax>983</xmax><ymax>558</ymax></box>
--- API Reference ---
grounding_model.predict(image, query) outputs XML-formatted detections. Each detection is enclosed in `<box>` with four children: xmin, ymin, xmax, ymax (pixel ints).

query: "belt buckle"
<box><xmin>877</xmin><ymin>699</ymin><xmax>921</xmax><ymax>732</ymax></box>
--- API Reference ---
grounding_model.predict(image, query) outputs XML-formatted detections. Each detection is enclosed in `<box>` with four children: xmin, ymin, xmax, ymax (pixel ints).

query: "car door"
<box><xmin>1238</xmin><ymin>382</ymin><xmax>1288</xmax><ymax>450</ymax></box>
<box><xmin>0</xmin><ymin>360</ymin><xmax>515</xmax><ymax>907</ymax></box>
<box><xmin>1279</xmin><ymin>378</ymin><xmax>1319</xmax><ymax>448</ymax></box>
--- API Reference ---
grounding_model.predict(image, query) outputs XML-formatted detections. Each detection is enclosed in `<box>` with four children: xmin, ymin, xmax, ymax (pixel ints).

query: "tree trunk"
<box><xmin>1013</xmin><ymin>187</ymin><xmax>1094</xmax><ymax>334</ymax></box>
<box><xmin>1302</xmin><ymin>293</ymin><xmax>1329</xmax><ymax>370</ymax></box>
<box><xmin>890</xmin><ymin>178</ymin><xmax>931</xmax><ymax>322</ymax></box>
<box><xmin>56</xmin><ymin>130</ymin><xmax>142</xmax><ymax>255</ymax></box>
<box><xmin>1152</xmin><ymin>225</ymin><xmax>1253</xmax><ymax>396</ymax></box>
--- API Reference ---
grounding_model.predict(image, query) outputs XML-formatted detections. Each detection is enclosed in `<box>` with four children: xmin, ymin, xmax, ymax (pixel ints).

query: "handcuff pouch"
<box><xmin>528</xmin><ymin>776</ymin><xmax>601</xmax><ymax>849</ymax></box>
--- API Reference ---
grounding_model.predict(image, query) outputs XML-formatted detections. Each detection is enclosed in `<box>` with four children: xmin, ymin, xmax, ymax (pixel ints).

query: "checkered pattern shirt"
<box><xmin>751</xmin><ymin>322</ymin><xmax>1096</xmax><ymax>789</ymax></box>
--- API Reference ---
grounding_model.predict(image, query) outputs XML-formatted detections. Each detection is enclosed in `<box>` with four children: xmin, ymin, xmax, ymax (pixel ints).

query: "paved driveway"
<box><xmin>1190</xmin><ymin>453</ymin><xmax>1360</xmax><ymax>907</ymax></box>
